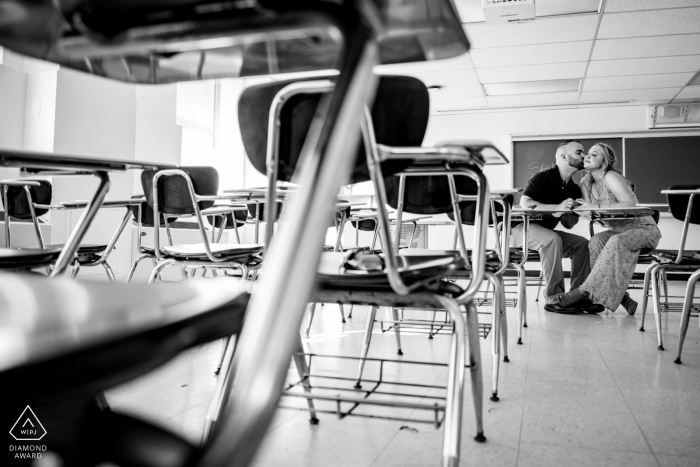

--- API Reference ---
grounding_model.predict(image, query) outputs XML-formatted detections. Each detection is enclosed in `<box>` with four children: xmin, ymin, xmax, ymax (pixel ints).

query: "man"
<box><xmin>512</xmin><ymin>140</ymin><xmax>603</xmax><ymax>313</ymax></box>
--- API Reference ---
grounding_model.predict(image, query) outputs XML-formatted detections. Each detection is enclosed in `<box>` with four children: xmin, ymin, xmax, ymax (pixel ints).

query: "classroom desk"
<box><xmin>0</xmin><ymin>149</ymin><xmax>175</xmax><ymax>277</ymax></box>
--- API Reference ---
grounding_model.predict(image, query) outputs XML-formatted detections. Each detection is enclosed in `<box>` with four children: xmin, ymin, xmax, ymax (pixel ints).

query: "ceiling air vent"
<box><xmin>649</xmin><ymin>104</ymin><xmax>700</xmax><ymax>129</ymax></box>
<box><xmin>482</xmin><ymin>0</ymin><xmax>535</xmax><ymax>25</ymax></box>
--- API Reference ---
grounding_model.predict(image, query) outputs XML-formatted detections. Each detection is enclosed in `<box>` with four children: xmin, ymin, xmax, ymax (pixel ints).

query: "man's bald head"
<box><xmin>556</xmin><ymin>140</ymin><xmax>585</xmax><ymax>171</ymax></box>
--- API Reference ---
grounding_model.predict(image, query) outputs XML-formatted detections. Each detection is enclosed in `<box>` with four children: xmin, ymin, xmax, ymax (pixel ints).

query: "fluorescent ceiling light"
<box><xmin>458</xmin><ymin>0</ymin><xmax>601</xmax><ymax>23</ymax></box>
<box><xmin>484</xmin><ymin>78</ymin><xmax>581</xmax><ymax>96</ymax></box>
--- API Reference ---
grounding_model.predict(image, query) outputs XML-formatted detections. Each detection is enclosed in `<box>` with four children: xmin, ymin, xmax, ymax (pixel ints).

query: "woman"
<box><xmin>557</xmin><ymin>143</ymin><xmax>661</xmax><ymax>314</ymax></box>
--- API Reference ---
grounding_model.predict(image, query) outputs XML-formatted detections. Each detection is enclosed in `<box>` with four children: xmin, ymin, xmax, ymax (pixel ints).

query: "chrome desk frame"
<box><xmin>0</xmin><ymin>151</ymin><xmax>174</xmax><ymax>277</ymax></box>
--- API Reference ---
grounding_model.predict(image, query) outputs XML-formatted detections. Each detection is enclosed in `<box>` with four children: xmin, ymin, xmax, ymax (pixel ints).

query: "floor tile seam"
<box><xmin>589</xmin><ymin>336</ymin><xmax>660</xmax><ymax>465</ymax></box>
<box><xmin>157</xmin><ymin>400</ymin><xmax>209</xmax><ymax>425</ymax></box>
<box><xmin>515</xmin><ymin>311</ymin><xmax>533</xmax><ymax>467</ymax></box>
<box><xmin>517</xmin><ymin>440</ymin><xmax>661</xmax><ymax>456</ymax></box>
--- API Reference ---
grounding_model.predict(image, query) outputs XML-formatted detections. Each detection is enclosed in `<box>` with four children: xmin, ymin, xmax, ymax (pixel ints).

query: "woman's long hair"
<box><xmin>590</xmin><ymin>142</ymin><xmax>635</xmax><ymax>192</ymax></box>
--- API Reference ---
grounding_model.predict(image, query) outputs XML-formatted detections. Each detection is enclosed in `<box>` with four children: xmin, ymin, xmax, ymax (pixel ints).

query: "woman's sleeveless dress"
<box><xmin>579</xmin><ymin>174</ymin><xmax>662</xmax><ymax>311</ymax></box>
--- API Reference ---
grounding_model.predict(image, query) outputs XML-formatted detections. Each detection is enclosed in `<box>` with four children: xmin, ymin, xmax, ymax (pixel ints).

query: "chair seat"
<box><xmin>651</xmin><ymin>249</ymin><xmax>700</xmax><ymax>265</ymax></box>
<box><xmin>159</xmin><ymin>243</ymin><xmax>263</xmax><ymax>262</ymax></box>
<box><xmin>507</xmin><ymin>248</ymin><xmax>540</xmax><ymax>262</ymax></box>
<box><xmin>317</xmin><ymin>251</ymin><xmax>465</xmax><ymax>291</ymax></box>
<box><xmin>399</xmin><ymin>248</ymin><xmax>502</xmax><ymax>272</ymax></box>
<box><xmin>0</xmin><ymin>247</ymin><xmax>62</xmax><ymax>269</ymax></box>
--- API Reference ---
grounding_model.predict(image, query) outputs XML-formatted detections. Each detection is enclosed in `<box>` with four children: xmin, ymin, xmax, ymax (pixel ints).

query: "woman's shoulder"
<box><xmin>579</xmin><ymin>173</ymin><xmax>592</xmax><ymax>186</ymax></box>
<box><xmin>604</xmin><ymin>170</ymin><xmax>627</xmax><ymax>185</ymax></box>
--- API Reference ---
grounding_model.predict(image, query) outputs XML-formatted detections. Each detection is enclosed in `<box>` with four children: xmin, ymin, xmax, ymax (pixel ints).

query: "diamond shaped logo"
<box><xmin>9</xmin><ymin>406</ymin><xmax>46</xmax><ymax>441</ymax></box>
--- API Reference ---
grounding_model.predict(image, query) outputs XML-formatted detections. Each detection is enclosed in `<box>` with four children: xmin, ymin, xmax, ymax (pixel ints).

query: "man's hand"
<box><xmin>552</xmin><ymin>198</ymin><xmax>575</xmax><ymax>217</ymax></box>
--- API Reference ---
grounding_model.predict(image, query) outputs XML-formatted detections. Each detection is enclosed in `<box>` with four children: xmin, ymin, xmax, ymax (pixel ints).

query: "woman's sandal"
<box><xmin>557</xmin><ymin>288</ymin><xmax>588</xmax><ymax>307</ymax></box>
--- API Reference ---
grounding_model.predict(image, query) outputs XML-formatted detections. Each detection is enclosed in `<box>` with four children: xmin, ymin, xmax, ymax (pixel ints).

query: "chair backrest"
<box><xmin>246</xmin><ymin>201</ymin><xmax>284</xmax><ymax>222</ymax></box>
<box><xmin>209</xmin><ymin>209</ymin><xmax>248</xmax><ymax>229</ymax></box>
<box><xmin>2</xmin><ymin>180</ymin><xmax>52</xmax><ymax>219</ymax></box>
<box><xmin>141</xmin><ymin>166</ymin><xmax>218</xmax><ymax>215</ymax></box>
<box><xmin>238</xmin><ymin>75</ymin><xmax>429</xmax><ymax>184</ymax></box>
<box><xmin>446</xmin><ymin>194</ymin><xmax>514</xmax><ymax>226</ymax></box>
<box><xmin>666</xmin><ymin>185</ymin><xmax>700</xmax><ymax>224</ymax></box>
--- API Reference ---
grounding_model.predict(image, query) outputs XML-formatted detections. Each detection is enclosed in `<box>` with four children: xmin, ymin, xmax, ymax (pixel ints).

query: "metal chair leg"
<box><xmin>348</xmin><ymin>304</ymin><xmax>353</xmax><ymax>319</ymax></box>
<box><xmin>69</xmin><ymin>261</ymin><xmax>80</xmax><ymax>279</ymax></box>
<box><xmin>535</xmin><ymin>270</ymin><xmax>543</xmax><ymax>302</ymax></box>
<box><xmin>464</xmin><ymin>302</ymin><xmax>485</xmax><ymax>442</ymax></box>
<box><xmin>512</xmin><ymin>263</ymin><xmax>527</xmax><ymax>345</ymax></box>
<box><xmin>429</xmin><ymin>309</ymin><xmax>437</xmax><ymax>339</ymax></box>
<box><xmin>354</xmin><ymin>305</ymin><xmax>377</xmax><ymax>389</ymax></box>
<box><xmin>305</xmin><ymin>303</ymin><xmax>317</xmax><ymax>338</ymax></box>
<box><xmin>486</xmin><ymin>272</ymin><xmax>501</xmax><ymax>401</ymax></box>
<box><xmin>148</xmin><ymin>260</ymin><xmax>178</xmax><ymax>284</ymax></box>
<box><xmin>102</xmin><ymin>261</ymin><xmax>116</xmax><ymax>282</ymax></box>
<box><xmin>215</xmin><ymin>337</ymin><xmax>230</xmax><ymax>375</ymax></box>
<box><xmin>662</xmin><ymin>269</ymin><xmax>669</xmax><ymax>310</ymax></box>
<box><xmin>652</xmin><ymin>265</ymin><xmax>665</xmax><ymax>350</ymax></box>
<box><xmin>498</xmin><ymin>276</ymin><xmax>509</xmax><ymax>363</ymax></box>
<box><xmin>433</xmin><ymin>294</ymin><xmax>467</xmax><ymax>466</ymax></box>
<box><xmin>339</xmin><ymin>304</ymin><xmax>346</xmax><ymax>323</ymax></box>
<box><xmin>675</xmin><ymin>269</ymin><xmax>700</xmax><ymax>364</ymax></box>
<box><xmin>292</xmin><ymin>334</ymin><xmax>319</xmax><ymax>424</ymax></box>
<box><xmin>392</xmin><ymin>307</ymin><xmax>403</xmax><ymax>355</ymax></box>
<box><xmin>640</xmin><ymin>263</ymin><xmax>656</xmax><ymax>331</ymax></box>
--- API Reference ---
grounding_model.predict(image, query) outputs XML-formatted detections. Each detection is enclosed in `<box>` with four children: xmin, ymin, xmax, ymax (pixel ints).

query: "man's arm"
<box><xmin>520</xmin><ymin>194</ymin><xmax>574</xmax><ymax>217</ymax></box>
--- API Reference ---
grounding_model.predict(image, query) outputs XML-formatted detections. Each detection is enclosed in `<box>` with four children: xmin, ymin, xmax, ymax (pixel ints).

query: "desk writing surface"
<box><xmin>512</xmin><ymin>206</ymin><xmax>654</xmax><ymax>218</ymax></box>
<box><xmin>0</xmin><ymin>149</ymin><xmax>175</xmax><ymax>172</ymax></box>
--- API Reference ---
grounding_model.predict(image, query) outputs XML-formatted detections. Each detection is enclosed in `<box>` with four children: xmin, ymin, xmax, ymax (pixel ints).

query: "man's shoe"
<box><xmin>544</xmin><ymin>303</ymin><xmax>580</xmax><ymax>314</ymax></box>
<box><xmin>577</xmin><ymin>298</ymin><xmax>605</xmax><ymax>313</ymax></box>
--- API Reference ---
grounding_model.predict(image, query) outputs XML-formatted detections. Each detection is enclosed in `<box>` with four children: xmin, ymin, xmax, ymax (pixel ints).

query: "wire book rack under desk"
<box><xmin>282</xmin><ymin>353</ymin><xmax>474</xmax><ymax>428</ymax></box>
<box><xmin>374</xmin><ymin>311</ymin><xmax>492</xmax><ymax>340</ymax></box>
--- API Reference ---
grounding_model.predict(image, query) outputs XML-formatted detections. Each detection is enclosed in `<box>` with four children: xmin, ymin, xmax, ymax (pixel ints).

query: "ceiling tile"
<box><xmin>477</xmin><ymin>62</ymin><xmax>587</xmax><ymax>84</ymax></box>
<box><xmin>598</xmin><ymin>8</ymin><xmax>700</xmax><ymax>39</ymax></box>
<box><xmin>592</xmin><ymin>34</ymin><xmax>700</xmax><ymax>60</ymax></box>
<box><xmin>486</xmin><ymin>92</ymin><xmax>580</xmax><ymax>107</ymax></box>
<box><xmin>675</xmin><ymin>86</ymin><xmax>700</xmax><ymax>98</ymax></box>
<box><xmin>397</xmin><ymin>68</ymin><xmax>481</xmax><ymax>87</ymax></box>
<box><xmin>605</xmin><ymin>0</ymin><xmax>700</xmax><ymax>13</ymax></box>
<box><xmin>579</xmin><ymin>88</ymin><xmax>680</xmax><ymax>101</ymax></box>
<box><xmin>464</xmin><ymin>15</ymin><xmax>599</xmax><ymax>48</ymax></box>
<box><xmin>431</xmin><ymin>97</ymin><xmax>489</xmax><ymax>112</ymax></box>
<box><xmin>470</xmin><ymin>41</ymin><xmax>592</xmax><ymax>68</ymax></box>
<box><xmin>583</xmin><ymin>73</ymin><xmax>695</xmax><ymax>90</ymax></box>
<box><xmin>587</xmin><ymin>55</ymin><xmax>700</xmax><ymax>77</ymax></box>
<box><xmin>430</xmin><ymin>84</ymin><xmax>485</xmax><ymax>100</ymax></box>
<box><xmin>374</xmin><ymin>54</ymin><xmax>473</xmax><ymax>74</ymax></box>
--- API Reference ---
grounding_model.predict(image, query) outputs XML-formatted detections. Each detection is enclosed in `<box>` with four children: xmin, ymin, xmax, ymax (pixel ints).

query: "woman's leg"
<box><xmin>580</xmin><ymin>227</ymin><xmax>659</xmax><ymax>311</ymax></box>
<box><xmin>589</xmin><ymin>230</ymin><xmax>615</xmax><ymax>267</ymax></box>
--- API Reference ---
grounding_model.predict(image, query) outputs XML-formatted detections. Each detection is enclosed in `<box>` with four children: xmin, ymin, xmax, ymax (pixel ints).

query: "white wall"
<box><xmin>49</xmin><ymin>69</ymin><xmax>138</xmax><ymax>279</ymax></box>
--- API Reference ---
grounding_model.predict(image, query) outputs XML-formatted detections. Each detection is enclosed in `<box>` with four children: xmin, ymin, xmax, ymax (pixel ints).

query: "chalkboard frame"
<box><xmin>511</xmin><ymin>131</ymin><xmax>700</xmax><ymax>206</ymax></box>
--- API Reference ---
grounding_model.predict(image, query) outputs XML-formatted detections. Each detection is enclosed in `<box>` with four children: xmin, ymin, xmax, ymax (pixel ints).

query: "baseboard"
<box><xmin>503</xmin><ymin>269</ymin><xmax>693</xmax><ymax>282</ymax></box>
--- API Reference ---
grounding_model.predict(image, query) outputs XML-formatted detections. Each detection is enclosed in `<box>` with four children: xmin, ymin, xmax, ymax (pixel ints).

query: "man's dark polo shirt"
<box><xmin>517</xmin><ymin>166</ymin><xmax>582</xmax><ymax>230</ymax></box>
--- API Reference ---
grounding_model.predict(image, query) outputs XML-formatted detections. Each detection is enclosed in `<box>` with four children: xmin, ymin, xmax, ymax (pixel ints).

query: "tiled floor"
<box><xmin>106</xmin><ymin>281</ymin><xmax>700</xmax><ymax>466</ymax></box>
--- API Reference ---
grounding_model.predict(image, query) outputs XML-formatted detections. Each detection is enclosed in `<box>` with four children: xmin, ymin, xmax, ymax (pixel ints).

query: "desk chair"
<box><xmin>239</xmin><ymin>75</ymin><xmax>489</xmax><ymax>463</ymax></box>
<box><xmin>639</xmin><ymin>185</ymin><xmax>700</xmax><ymax>352</ymax></box>
<box><xmin>141</xmin><ymin>166</ymin><xmax>263</xmax><ymax>283</ymax></box>
<box><xmin>400</xmin><ymin>189</ymin><xmax>513</xmax><ymax>401</ymax></box>
<box><xmin>1</xmin><ymin>179</ymin><xmax>131</xmax><ymax>280</ymax></box>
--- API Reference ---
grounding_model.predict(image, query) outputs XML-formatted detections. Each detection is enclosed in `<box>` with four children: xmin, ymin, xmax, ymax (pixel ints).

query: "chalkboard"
<box><xmin>625</xmin><ymin>136</ymin><xmax>700</xmax><ymax>204</ymax></box>
<box><xmin>512</xmin><ymin>138</ymin><xmax>623</xmax><ymax>203</ymax></box>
